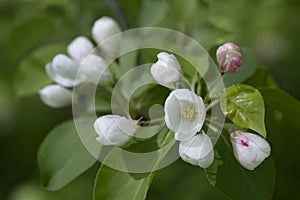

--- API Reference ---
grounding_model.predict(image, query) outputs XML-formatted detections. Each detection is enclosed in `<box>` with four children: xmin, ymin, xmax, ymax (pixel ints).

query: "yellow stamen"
<box><xmin>182</xmin><ymin>106</ymin><xmax>196</xmax><ymax>119</ymax></box>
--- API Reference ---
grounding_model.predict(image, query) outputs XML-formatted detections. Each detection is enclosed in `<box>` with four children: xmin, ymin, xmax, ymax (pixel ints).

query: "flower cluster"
<box><xmin>39</xmin><ymin>17</ymin><xmax>120</xmax><ymax>108</ymax></box>
<box><xmin>151</xmin><ymin>52</ymin><xmax>214</xmax><ymax>168</ymax></box>
<box><xmin>151</xmin><ymin>51</ymin><xmax>271</xmax><ymax>170</ymax></box>
<box><xmin>38</xmin><ymin>15</ymin><xmax>271</xmax><ymax>171</ymax></box>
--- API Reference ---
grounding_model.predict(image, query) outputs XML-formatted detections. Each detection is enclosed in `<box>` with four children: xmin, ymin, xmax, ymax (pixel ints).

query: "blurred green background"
<box><xmin>0</xmin><ymin>0</ymin><xmax>299</xmax><ymax>199</ymax></box>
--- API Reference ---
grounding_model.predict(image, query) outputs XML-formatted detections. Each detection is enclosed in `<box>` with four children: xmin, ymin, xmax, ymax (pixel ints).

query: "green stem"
<box><xmin>206</xmin><ymin>99</ymin><xmax>220</xmax><ymax>111</ymax></box>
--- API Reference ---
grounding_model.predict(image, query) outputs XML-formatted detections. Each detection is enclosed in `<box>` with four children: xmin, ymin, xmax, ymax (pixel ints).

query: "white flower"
<box><xmin>46</xmin><ymin>54</ymin><xmax>81</xmax><ymax>87</ymax></box>
<box><xmin>151</xmin><ymin>52</ymin><xmax>182</xmax><ymax>89</ymax></box>
<box><xmin>39</xmin><ymin>84</ymin><xmax>72</xmax><ymax>108</ymax></box>
<box><xmin>80</xmin><ymin>54</ymin><xmax>112</xmax><ymax>85</ymax></box>
<box><xmin>164</xmin><ymin>89</ymin><xmax>206</xmax><ymax>141</ymax></box>
<box><xmin>230</xmin><ymin>131</ymin><xmax>271</xmax><ymax>170</ymax></box>
<box><xmin>67</xmin><ymin>36</ymin><xmax>94</xmax><ymax>61</ymax></box>
<box><xmin>179</xmin><ymin>133</ymin><xmax>214</xmax><ymax>168</ymax></box>
<box><xmin>94</xmin><ymin>115</ymin><xmax>137</xmax><ymax>146</ymax></box>
<box><xmin>91</xmin><ymin>16</ymin><xmax>121</xmax><ymax>57</ymax></box>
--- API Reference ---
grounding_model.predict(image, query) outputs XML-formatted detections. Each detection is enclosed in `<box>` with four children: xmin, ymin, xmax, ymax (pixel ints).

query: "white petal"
<box><xmin>242</xmin><ymin>132</ymin><xmax>271</xmax><ymax>154</ymax></box>
<box><xmin>39</xmin><ymin>84</ymin><xmax>72</xmax><ymax>108</ymax></box>
<box><xmin>46</xmin><ymin>54</ymin><xmax>81</xmax><ymax>87</ymax></box>
<box><xmin>80</xmin><ymin>54</ymin><xmax>112</xmax><ymax>85</ymax></box>
<box><xmin>230</xmin><ymin>132</ymin><xmax>271</xmax><ymax>170</ymax></box>
<box><xmin>67</xmin><ymin>36</ymin><xmax>94</xmax><ymax>61</ymax></box>
<box><xmin>91</xmin><ymin>17</ymin><xmax>121</xmax><ymax>57</ymax></box>
<box><xmin>198</xmin><ymin>150</ymin><xmax>214</xmax><ymax>168</ymax></box>
<box><xmin>164</xmin><ymin>89</ymin><xmax>206</xmax><ymax>141</ymax></box>
<box><xmin>179</xmin><ymin>133</ymin><xmax>214</xmax><ymax>168</ymax></box>
<box><xmin>94</xmin><ymin>115</ymin><xmax>137</xmax><ymax>146</ymax></box>
<box><xmin>151</xmin><ymin>52</ymin><xmax>182</xmax><ymax>89</ymax></box>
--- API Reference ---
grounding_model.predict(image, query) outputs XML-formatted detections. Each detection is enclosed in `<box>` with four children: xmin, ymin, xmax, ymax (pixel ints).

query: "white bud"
<box><xmin>94</xmin><ymin>115</ymin><xmax>137</xmax><ymax>146</ymax></box>
<box><xmin>80</xmin><ymin>54</ymin><xmax>112</xmax><ymax>85</ymax></box>
<box><xmin>164</xmin><ymin>89</ymin><xmax>206</xmax><ymax>141</ymax></box>
<box><xmin>67</xmin><ymin>36</ymin><xmax>94</xmax><ymax>61</ymax></box>
<box><xmin>151</xmin><ymin>52</ymin><xmax>182</xmax><ymax>89</ymax></box>
<box><xmin>39</xmin><ymin>84</ymin><xmax>72</xmax><ymax>108</ymax></box>
<box><xmin>179</xmin><ymin>133</ymin><xmax>214</xmax><ymax>168</ymax></box>
<box><xmin>91</xmin><ymin>17</ymin><xmax>121</xmax><ymax>58</ymax></box>
<box><xmin>46</xmin><ymin>54</ymin><xmax>81</xmax><ymax>87</ymax></box>
<box><xmin>230</xmin><ymin>131</ymin><xmax>271</xmax><ymax>170</ymax></box>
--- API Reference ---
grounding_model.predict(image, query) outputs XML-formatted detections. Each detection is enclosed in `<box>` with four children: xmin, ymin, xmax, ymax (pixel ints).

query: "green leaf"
<box><xmin>259</xmin><ymin>88</ymin><xmax>300</xmax><ymax>129</ymax></box>
<box><xmin>222</xmin><ymin>48</ymin><xmax>258</xmax><ymax>87</ymax></box>
<box><xmin>93</xmin><ymin>165</ymin><xmax>153</xmax><ymax>200</ymax></box>
<box><xmin>220</xmin><ymin>84</ymin><xmax>267</xmax><ymax>137</ymax></box>
<box><xmin>14</xmin><ymin>44</ymin><xmax>66</xmax><ymax>98</ymax></box>
<box><xmin>93</xmin><ymin>130</ymin><xmax>174</xmax><ymax>200</ymax></box>
<box><xmin>205</xmin><ymin>134</ymin><xmax>275</xmax><ymax>200</ymax></box>
<box><xmin>38</xmin><ymin>118</ymin><xmax>96</xmax><ymax>191</ymax></box>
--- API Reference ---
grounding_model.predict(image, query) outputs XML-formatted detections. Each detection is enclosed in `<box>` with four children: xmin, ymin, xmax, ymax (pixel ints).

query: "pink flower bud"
<box><xmin>230</xmin><ymin>131</ymin><xmax>271</xmax><ymax>170</ymax></box>
<box><xmin>216</xmin><ymin>42</ymin><xmax>243</xmax><ymax>73</ymax></box>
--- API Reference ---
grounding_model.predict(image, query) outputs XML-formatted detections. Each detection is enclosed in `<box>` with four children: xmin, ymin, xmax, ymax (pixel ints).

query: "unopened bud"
<box><xmin>67</xmin><ymin>36</ymin><xmax>94</xmax><ymax>61</ymax></box>
<box><xmin>216</xmin><ymin>42</ymin><xmax>243</xmax><ymax>73</ymax></box>
<box><xmin>230</xmin><ymin>131</ymin><xmax>271</xmax><ymax>170</ymax></box>
<box><xmin>151</xmin><ymin>52</ymin><xmax>182</xmax><ymax>89</ymax></box>
<box><xmin>94</xmin><ymin>115</ymin><xmax>137</xmax><ymax>146</ymax></box>
<box><xmin>39</xmin><ymin>84</ymin><xmax>72</xmax><ymax>108</ymax></box>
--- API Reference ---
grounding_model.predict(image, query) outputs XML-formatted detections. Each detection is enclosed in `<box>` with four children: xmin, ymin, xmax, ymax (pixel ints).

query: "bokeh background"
<box><xmin>0</xmin><ymin>0</ymin><xmax>299</xmax><ymax>199</ymax></box>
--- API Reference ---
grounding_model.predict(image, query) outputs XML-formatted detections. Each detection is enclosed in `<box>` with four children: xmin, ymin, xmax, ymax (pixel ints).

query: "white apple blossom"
<box><xmin>39</xmin><ymin>84</ymin><xmax>72</xmax><ymax>108</ymax></box>
<box><xmin>46</xmin><ymin>54</ymin><xmax>81</xmax><ymax>87</ymax></box>
<box><xmin>91</xmin><ymin>16</ymin><xmax>121</xmax><ymax>57</ymax></box>
<box><xmin>67</xmin><ymin>36</ymin><xmax>94</xmax><ymax>61</ymax></box>
<box><xmin>164</xmin><ymin>89</ymin><xmax>206</xmax><ymax>141</ymax></box>
<box><xmin>80</xmin><ymin>54</ymin><xmax>112</xmax><ymax>85</ymax></box>
<box><xmin>230</xmin><ymin>131</ymin><xmax>271</xmax><ymax>170</ymax></box>
<box><xmin>179</xmin><ymin>132</ymin><xmax>214</xmax><ymax>168</ymax></box>
<box><xmin>151</xmin><ymin>52</ymin><xmax>182</xmax><ymax>89</ymax></box>
<box><xmin>94</xmin><ymin>115</ymin><xmax>137</xmax><ymax>146</ymax></box>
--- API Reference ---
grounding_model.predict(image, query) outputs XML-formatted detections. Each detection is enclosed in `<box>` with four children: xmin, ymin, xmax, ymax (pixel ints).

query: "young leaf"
<box><xmin>38</xmin><ymin>118</ymin><xmax>96</xmax><ymax>191</ymax></box>
<box><xmin>205</xmin><ymin>134</ymin><xmax>275</xmax><ymax>200</ymax></box>
<box><xmin>259</xmin><ymin>87</ymin><xmax>300</xmax><ymax>129</ymax></box>
<box><xmin>220</xmin><ymin>84</ymin><xmax>267</xmax><ymax>137</ymax></box>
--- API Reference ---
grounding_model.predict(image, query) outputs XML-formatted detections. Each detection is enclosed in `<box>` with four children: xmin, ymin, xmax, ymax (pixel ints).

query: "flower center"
<box><xmin>182</xmin><ymin>106</ymin><xmax>196</xmax><ymax>119</ymax></box>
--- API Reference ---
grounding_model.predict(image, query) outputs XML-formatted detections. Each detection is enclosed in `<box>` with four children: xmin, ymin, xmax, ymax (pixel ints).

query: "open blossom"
<box><xmin>230</xmin><ymin>131</ymin><xmax>271</xmax><ymax>170</ymax></box>
<box><xmin>216</xmin><ymin>42</ymin><xmax>243</xmax><ymax>73</ymax></box>
<box><xmin>179</xmin><ymin>133</ymin><xmax>214</xmax><ymax>168</ymax></box>
<box><xmin>151</xmin><ymin>52</ymin><xmax>182</xmax><ymax>89</ymax></box>
<box><xmin>94</xmin><ymin>115</ymin><xmax>137</xmax><ymax>146</ymax></box>
<box><xmin>164</xmin><ymin>89</ymin><xmax>206</xmax><ymax>141</ymax></box>
<box><xmin>91</xmin><ymin>16</ymin><xmax>121</xmax><ymax>57</ymax></box>
<box><xmin>67</xmin><ymin>36</ymin><xmax>94</xmax><ymax>61</ymax></box>
<box><xmin>39</xmin><ymin>84</ymin><xmax>72</xmax><ymax>108</ymax></box>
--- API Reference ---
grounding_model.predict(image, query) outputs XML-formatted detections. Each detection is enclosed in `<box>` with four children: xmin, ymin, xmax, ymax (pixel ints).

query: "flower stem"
<box><xmin>206</xmin><ymin>99</ymin><xmax>220</xmax><ymax>111</ymax></box>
